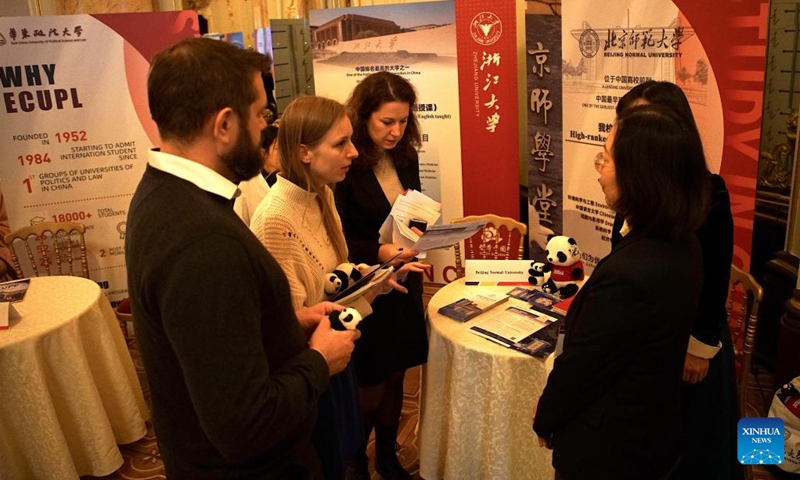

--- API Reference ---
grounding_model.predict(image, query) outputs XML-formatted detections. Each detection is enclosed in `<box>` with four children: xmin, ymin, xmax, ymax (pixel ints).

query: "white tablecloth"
<box><xmin>419</xmin><ymin>279</ymin><xmax>555</xmax><ymax>480</ymax></box>
<box><xmin>0</xmin><ymin>276</ymin><xmax>149</xmax><ymax>480</ymax></box>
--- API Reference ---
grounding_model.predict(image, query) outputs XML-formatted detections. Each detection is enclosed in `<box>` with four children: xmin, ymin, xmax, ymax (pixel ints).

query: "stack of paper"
<box><xmin>378</xmin><ymin>190</ymin><xmax>487</xmax><ymax>256</ymax></box>
<box><xmin>379</xmin><ymin>190</ymin><xmax>442</xmax><ymax>258</ymax></box>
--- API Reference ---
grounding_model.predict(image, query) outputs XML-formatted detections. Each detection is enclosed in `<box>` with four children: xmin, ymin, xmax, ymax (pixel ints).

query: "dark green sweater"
<box><xmin>126</xmin><ymin>165</ymin><xmax>329</xmax><ymax>479</ymax></box>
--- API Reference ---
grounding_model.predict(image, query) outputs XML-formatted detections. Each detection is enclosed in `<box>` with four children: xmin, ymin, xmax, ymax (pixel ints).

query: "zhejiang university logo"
<box><xmin>738</xmin><ymin>417</ymin><xmax>784</xmax><ymax>465</ymax></box>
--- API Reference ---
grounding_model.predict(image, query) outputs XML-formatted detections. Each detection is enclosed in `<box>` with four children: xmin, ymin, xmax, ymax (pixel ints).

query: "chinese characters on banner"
<box><xmin>455</xmin><ymin>1</ymin><xmax>520</xmax><ymax>226</ymax></box>
<box><xmin>526</xmin><ymin>14</ymin><xmax>562</xmax><ymax>259</ymax></box>
<box><xmin>480</xmin><ymin>51</ymin><xmax>502</xmax><ymax>132</ymax></box>
<box><xmin>560</xmin><ymin>0</ymin><xmax>765</xmax><ymax>272</ymax></box>
<box><xmin>0</xmin><ymin>12</ymin><xmax>198</xmax><ymax>305</ymax></box>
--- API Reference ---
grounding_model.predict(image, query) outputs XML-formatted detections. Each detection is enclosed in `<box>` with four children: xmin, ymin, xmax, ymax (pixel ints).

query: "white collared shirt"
<box><xmin>148</xmin><ymin>149</ymin><xmax>240</xmax><ymax>200</ymax></box>
<box><xmin>619</xmin><ymin>219</ymin><xmax>631</xmax><ymax>238</ymax></box>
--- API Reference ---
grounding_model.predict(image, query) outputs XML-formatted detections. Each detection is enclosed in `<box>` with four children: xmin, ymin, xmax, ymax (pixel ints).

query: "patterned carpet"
<box><xmin>81</xmin><ymin>337</ymin><xmax>422</xmax><ymax>480</ymax></box>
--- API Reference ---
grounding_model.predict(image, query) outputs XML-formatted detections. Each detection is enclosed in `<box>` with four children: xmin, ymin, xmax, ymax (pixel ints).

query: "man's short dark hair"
<box><xmin>613</xmin><ymin>105</ymin><xmax>710</xmax><ymax>241</ymax></box>
<box><xmin>148</xmin><ymin>38</ymin><xmax>271</xmax><ymax>143</ymax></box>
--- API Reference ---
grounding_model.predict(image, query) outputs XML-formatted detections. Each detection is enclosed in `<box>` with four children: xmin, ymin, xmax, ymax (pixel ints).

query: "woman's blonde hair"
<box><xmin>278</xmin><ymin>95</ymin><xmax>349</xmax><ymax>263</ymax></box>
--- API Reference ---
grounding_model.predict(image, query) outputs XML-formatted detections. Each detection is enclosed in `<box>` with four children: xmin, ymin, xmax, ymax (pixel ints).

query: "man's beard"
<box><xmin>222</xmin><ymin>124</ymin><xmax>264</xmax><ymax>183</ymax></box>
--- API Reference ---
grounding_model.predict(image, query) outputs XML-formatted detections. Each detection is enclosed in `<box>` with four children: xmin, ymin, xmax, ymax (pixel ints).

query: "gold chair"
<box><xmin>4</xmin><ymin>222</ymin><xmax>89</xmax><ymax>279</ymax></box>
<box><xmin>727</xmin><ymin>264</ymin><xmax>763</xmax><ymax>420</ymax></box>
<box><xmin>452</xmin><ymin>214</ymin><xmax>527</xmax><ymax>279</ymax></box>
<box><xmin>727</xmin><ymin>265</ymin><xmax>763</xmax><ymax>480</ymax></box>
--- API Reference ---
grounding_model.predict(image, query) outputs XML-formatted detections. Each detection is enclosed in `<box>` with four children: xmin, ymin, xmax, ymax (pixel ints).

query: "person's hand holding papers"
<box><xmin>379</xmin><ymin>189</ymin><xmax>441</xmax><ymax>257</ymax></box>
<box><xmin>378</xmin><ymin>189</ymin><xmax>487</xmax><ymax>254</ymax></box>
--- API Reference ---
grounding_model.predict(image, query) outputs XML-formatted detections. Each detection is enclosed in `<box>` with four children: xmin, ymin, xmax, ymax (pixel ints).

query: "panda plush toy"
<box><xmin>324</xmin><ymin>262</ymin><xmax>364</xmax><ymax>297</ymax></box>
<box><xmin>528</xmin><ymin>261</ymin><xmax>551</xmax><ymax>286</ymax></box>
<box><xmin>329</xmin><ymin>307</ymin><xmax>363</xmax><ymax>331</ymax></box>
<box><xmin>541</xmin><ymin>235</ymin><xmax>584</xmax><ymax>299</ymax></box>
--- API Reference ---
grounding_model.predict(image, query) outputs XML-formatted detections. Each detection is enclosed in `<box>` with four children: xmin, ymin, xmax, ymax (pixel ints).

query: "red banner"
<box><xmin>455</xmin><ymin>0</ymin><xmax>520</xmax><ymax>219</ymax></box>
<box><xmin>674</xmin><ymin>0</ymin><xmax>768</xmax><ymax>270</ymax></box>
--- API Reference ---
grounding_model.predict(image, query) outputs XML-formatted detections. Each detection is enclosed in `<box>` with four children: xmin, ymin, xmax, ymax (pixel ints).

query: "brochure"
<box><xmin>0</xmin><ymin>279</ymin><xmax>30</xmax><ymax>303</ymax></box>
<box><xmin>512</xmin><ymin>319</ymin><xmax>563</xmax><ymax>358</ymax></box>
<box><xmin>411</xmin><ymin>221</ymin><xmax>486</xmax><ymax>252</ymax></box>
<box><xmin>506</xmin><ymin>287</ymin><xmax>572</xmax><ymax>315</ymax></box>
<box><xmin>469</xmin><ymin>305</ymin><xmax>562</xmax><ymax>358</ymax></box>
<box><xmin>437</xmin><ymin>290</ymin><xmax>510</xmax><ymax>322</ymax></box>
<box><xmin>0</xmin><ymin>278</ymin><xmax>29</xmax><ymax>329</ymax></box>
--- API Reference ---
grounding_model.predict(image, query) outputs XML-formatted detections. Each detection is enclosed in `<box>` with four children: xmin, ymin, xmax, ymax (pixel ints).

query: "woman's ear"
<box><xmin>299</xmin><ymin>144</ymin><xmax>311</xmax><ymax>164</ymax></box>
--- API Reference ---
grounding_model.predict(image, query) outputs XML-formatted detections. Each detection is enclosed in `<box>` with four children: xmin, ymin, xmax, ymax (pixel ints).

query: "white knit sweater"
<box><xmin>233</xmin><ymin>173</ymin><xmax>270</xmax><ymax>226</ymax></box>
<box><xmin>250</xmin><ymin>176</ymin><xmax>371</xmax><ymax>317</ymax></box>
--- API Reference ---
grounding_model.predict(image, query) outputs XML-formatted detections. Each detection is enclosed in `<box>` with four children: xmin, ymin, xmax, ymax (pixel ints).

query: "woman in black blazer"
<box><xmin>335</xmin><ymin>72</ymin><xmax>427</xmax><ymax>480</ymax></box>
<box><xmin>612</xmin><ymin>81</ymin><xmax>741</xmax><ymax>480</ymax></box>
<box><xmin>532</xmin><ymin>105</ymin><xmax>710</xmax><ymax>480</ymax></box>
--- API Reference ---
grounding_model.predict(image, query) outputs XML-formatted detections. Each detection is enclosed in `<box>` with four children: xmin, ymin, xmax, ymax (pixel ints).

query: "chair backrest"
<box><xmin>115</xmin><ymin>297</ymin><xmax>132</xmax><ymax>342</ymax></box>
<box><xmin>4</xmin><ymin>222</ymin><xmax>89</xmax><ymax>279</ymax></box>
<box><xmin>727</xmin><ymin>264</ymin><xmax>763</xmax><ymax>419</ymax></box>
<box><xmin>451</xmin><ymin>214</ymin><xmax>527</xmax><ymax>279</ymax></box>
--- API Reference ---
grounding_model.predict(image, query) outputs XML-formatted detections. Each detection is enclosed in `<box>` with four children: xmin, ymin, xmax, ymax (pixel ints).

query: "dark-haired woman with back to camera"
<box><xmin>532</xmin><ymin>104</ymin><xmax>710</xmax><ymax>480</ymax></box>
<box><xmin>335</xmin><ymin>71</ymin><xmax>427</xmax><ymax>480</ymax></box>
<box><xmin>613</xmin><ymin>81</ymin><xmax>741</xmax><ymax>480</ymax></box>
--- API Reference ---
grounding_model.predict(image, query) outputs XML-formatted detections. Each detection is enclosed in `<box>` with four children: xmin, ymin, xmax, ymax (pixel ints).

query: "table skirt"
<box><xmin>0</xmin><ymin>277</ymin><xmax>149</xmax><ymax>479</ymax></box>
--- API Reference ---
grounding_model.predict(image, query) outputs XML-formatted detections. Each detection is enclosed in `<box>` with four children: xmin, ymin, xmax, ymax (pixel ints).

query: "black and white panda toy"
<box><xmin>541</xmin><ymin>235</ymin><xmax>585</xmax><ymax>299</ymax></box>
<box><xmin>329</xmin><ymin>307</ymin><xmax>363</xmax><ymax>331</ymax></box>
<box><xmin>324</xmin><ymin>262</ymin><xmax>364</xmax><ymax>297</ymax></box>
<box><xmin>528</xmin><ymin>261</ymin><xmax>551</xmax><ymax>286</ymax></box>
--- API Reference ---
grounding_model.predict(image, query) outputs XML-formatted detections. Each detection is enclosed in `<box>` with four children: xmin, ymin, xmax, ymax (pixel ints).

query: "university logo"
<box><xmin>578</xmin><ymin>29</ymin><xmax>599</xmax><ymax>58</ymax></box>
<box><xmin>738</xmin><ymin>417</ymin><xmax>784</xmax><ymax>465</ymax></box>
<box><xmin>469</xmin><ymin>12</ymin><xmax>502</xmax><ymax>46</ymax></box>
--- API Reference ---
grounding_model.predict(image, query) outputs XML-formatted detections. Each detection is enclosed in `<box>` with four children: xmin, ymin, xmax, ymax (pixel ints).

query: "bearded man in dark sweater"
<box><xmin>125</xmin><ymin>38</ymin><xmax>359</xmax><ymax>480</ymax></box>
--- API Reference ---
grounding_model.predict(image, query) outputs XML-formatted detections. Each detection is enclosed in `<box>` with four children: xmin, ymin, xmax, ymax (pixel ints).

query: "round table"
<box><xmin>0</xmin><ymin>276</ymin><xmax>149</xmax><ymax>479</ymax></box>
<box><xmin>418</xmin><ymin>279</ymin><xmax>555</xmax><ymax>480</ymax></box>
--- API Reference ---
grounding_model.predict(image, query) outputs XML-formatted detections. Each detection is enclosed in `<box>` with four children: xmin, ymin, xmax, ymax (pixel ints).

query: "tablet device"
<box><xmin>331</xmin><ymin>252</ymin><xmax>403</xmax><ymax>302</ymax></box>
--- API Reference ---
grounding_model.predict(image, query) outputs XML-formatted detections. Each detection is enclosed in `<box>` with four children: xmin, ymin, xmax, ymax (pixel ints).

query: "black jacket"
<box><xmin>612</xmin><ymin>174</ymin><xmax>733</xmax><ymax>347</ymax></box>
<box><xmin>334</xmin><ymin>162</ymin><xmax>428</xmax><ymax>384</ymax></box>
<box><xmin>533</xmin><ymin>231</ymin><xmax>702</xmax><ymax>480</ymax></box>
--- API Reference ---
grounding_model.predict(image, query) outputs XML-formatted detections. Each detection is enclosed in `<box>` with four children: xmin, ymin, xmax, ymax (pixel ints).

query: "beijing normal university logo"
<box><xmin>578</xmin><ymin>29</ymin><xmax>600</xmax><ymax>58</ymax></box>
<box><xmin>738</xmin><ymin>417</ymin><xmax>784</xmax><ymax>465</ymax></box>
<box><xmin>470</xmin><ymin>12</ymin><xmax>502</xmax><ymax>46</ymax></box>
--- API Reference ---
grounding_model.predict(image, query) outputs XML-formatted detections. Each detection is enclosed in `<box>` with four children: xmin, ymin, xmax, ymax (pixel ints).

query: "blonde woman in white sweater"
<box><xmin>250</xmin><ymin>95</ymin><xmax>427</xmax><ymax>480</ymax></box>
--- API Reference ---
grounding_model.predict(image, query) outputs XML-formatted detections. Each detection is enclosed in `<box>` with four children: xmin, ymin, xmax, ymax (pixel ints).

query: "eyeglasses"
<box><xmin>594</xmin><ymin>152</ymin><xmax>609</xmax><ymax>173</ymax></box>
